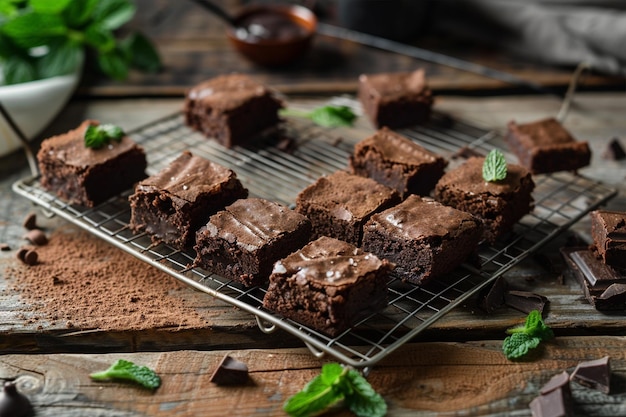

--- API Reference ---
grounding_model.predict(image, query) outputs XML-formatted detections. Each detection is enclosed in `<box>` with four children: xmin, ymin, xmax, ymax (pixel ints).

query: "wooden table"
<box><xmin>2</xmin><ymin>2</ymin><xmax>626</xmax><ymax>415</ymax></box>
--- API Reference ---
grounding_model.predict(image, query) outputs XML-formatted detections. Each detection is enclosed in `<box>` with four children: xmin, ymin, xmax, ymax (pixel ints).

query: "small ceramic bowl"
<box><xmin>0</xmin><ymin>63</ymin><xmax>82</xmax><ymax>157</ymax></box>
<box><xmin>226</xmin><ymin>4</ymin><xmax>317</xmax><ymax>67</ymax></box>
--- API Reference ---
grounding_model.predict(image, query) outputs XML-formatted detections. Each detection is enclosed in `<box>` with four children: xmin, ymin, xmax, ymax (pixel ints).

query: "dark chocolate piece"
<box><xmin>22</xmin><ymin>229</ymin><xmax>47</xmax><ymax>246</ymax></box>
<box><xmin>479</xmin><ymin>276</ymin><xmax>508</xmax><ymax>313</ymax></box>
<box><xmin>434</xmin><ymin>156</ymin><xmax>535</xmax><ymax>243</ymax></box>
<box><xmin>22</xmin><ymin>213</ymin><xmax>37</xmax><ymax>230</ymax></box>
<box><xmin>263</xmin><ymin>236</ymin><xmax>392</xmax><ymax>336</ymax></box>
<box><xmin>37</xmin><ymin>120</ymin><xmax>147</xmax><ymax>207</ymax></box>
<box><xmin>0</xmin><ymin>382</ymin><xmax>34</xmax><ymax>417</ymax></box>
<box><xmin>590</xmin><ymin>210</ymin><xmax>626</xmax><ymax>269</ymax></box>
<box><xmin>358</xmin><ymin>69</ymin><xmax>433</xmax><ymax>129</ymax></box>
<box><xmin>530</xmin><ymin>371</ymin><xmax>574</xmax><ymax>417</ymax></box>
<box><xmin>210</xmin><ymin>355</ymin><xmax>249</xmax><ymax>385</ymax></box>
<box><xmin>0</xmin><ymin>243</ymin><xmax>9</xmax><ymax>251</ymax></box>
<box><xmin>362</xmin><ymin>195</ymin><xmax>482</xmax><ymax>285</ymax></box>
<box><xmin>23</xmin><ymin>250</ymin><xmax>38</xmax><ymax>266</ymax></box>
<box><xmin>540</xmin><ymin>371</ymin><xmax>571</xmax><ymax>396</ymax></box>
<box><xmin>602</xmin><ymin>138</ymin><xmax>626</xmax><ymax>160</ymax></box>
<box><xmin>505</xmin><ymin>290</ymin><xmax>549</xmax><ymax>315</ymax></box>
<box><xmin>16</xmin><ymin>248</ymin><xmax>28</xmax><ymax>262</ymax></box>
<box><xmin>569</xmin><ymin>356</ymin><xmax>611</xmax><ymax>394</ymax></box>
<box><xmin>184</xmin><ymin>74</ymin><xmax>284</xmax><ymax>148</ymax></box>
<box><xmin>506</xmin><ymin>117</ymin><xmax>591</xmax><ymax>174</ymax></box>
<box><xmin>595</xmin><ymin>284</ymin><xmax>626</xmax><ymax>310</ymax></box>
<box><xmin>570</xmin><ymin>250</ymin><xmax>626</xmax><ymax>288</ymax></box>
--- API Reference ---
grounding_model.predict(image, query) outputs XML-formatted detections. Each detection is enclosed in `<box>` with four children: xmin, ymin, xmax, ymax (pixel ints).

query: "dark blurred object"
<box><xmin>337</xmin><ymin>0</ymin><xmax>430</xmax><ymax>41</ymax></box>
<box><xmin>603</xmin><ymin>138</ymin><xmax>626</xmax><ymax>160</ymax></box>
<box><xmin>227</xmin><ymin>3</ymin><xmax>317</xmax><ymax>66</ymax></box>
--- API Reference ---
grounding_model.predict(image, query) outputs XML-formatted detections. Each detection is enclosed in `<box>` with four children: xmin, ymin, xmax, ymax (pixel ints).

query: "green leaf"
<box><xmin>345</xmin><ymin>369</ymin><xmax>387</xmax><ymax>417</ymax></box>
<box><xmin>62</xmin><ymin>0</ymin><xmax>99</xmax><ymax>27</ymax></box>
<box><xmin>0</xmin><ymin>0</ymin><xmax>21</xmax><ymax>18</ymax></box>
<box><xmin>84</xmin><ymin>123</ymin><xmax>125</xmax><ymax>148</ymax></box>
<box><xmin>120</xmin><ymin>32</ymin><xmax>161</xmax><ymax>73</ymax></box>
<box><xmin>90</xmin><ymin>359</ymin><xmax>161</xmax><ymax>390</ymax></box>
<box><xmin>36</xmin><ymin>38</ymin><xmax>82</xmax><ymax>78</ymax></box>
<box><xmin>281</xmin><ymin>105</ymin><xmax>357</xmax><ymax>128</ymax></box>
<box><xmin>2</xmin><ymin>12</ymin><xmax>67</xmax><ymax>48</ymax></box>
<box><xmin>97</xmin><ymin>48</ymin><xmax>129</xmax><ymax>80</ymax></box>
<box><xmin>30</xmin><ymin>0</ymin><xmax>72</xmax><ymax>14</ymax></box>
<box><xmin>482</xmin><ymin>149</ymin><xmax>508</xmax><ymax>182</ymax></box>
<box><xmin>503</xmin><ymin>332</ymin><xmax>541</xmax><ymax>360</ymax></box>
<box><xmin>92</xmin><ymin>0</ymin><xmax>135</xmax><ymax>30</ymax></box>
<box><xmin>84</xmin><ymin>23</ymin><xmax>115</xmax><ymax>51</ymax></box>
<box><xmin>284</xmin><ymin>363</ymin><xmax>345</xmax><ymax>417</ymax></box>
<box><xmin>1</xmin><ymin>56</ymin><xmax>37</xmax><ymax>84</ymax></box>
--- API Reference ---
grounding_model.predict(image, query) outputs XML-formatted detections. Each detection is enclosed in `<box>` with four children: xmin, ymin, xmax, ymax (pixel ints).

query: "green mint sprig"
<box><xmin>482</xmin><ymin>149</ymin><xmax>508</xmax><ymax>182</ymax></box>
<box><xmin>0</xmin><ymin>0</ymin><xmax>161</xmax><ymax>85</ymax></box>
<box><xmin>502</xmin><ymin>310</ymin><xmax>554</xmax><ymax>360</ymax></box>
<box><xmin>84</xmin><ymin>123</ymin><xmax>125</xmax><ymax>148</ymax></box>
<box><xmin>284</xmin><ymin>363</ymin><xmax>386</xmax><ymax>417</ymax></box>
<box><xmin>90</xmin><ymin>359</ymin><xmax>161</xmax><ymax>390</ymax></box>
<box><xmin>280</xmin><ymin>105</ymin><xmax>357</xmax><ymax>128</ymax></box>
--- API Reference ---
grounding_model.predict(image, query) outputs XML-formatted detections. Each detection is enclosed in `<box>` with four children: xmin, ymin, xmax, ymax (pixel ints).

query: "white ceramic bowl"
<box><xmin>0</xmin><ymin>66</ymin><xmax>82</xmax><ymax>157</ymax></box>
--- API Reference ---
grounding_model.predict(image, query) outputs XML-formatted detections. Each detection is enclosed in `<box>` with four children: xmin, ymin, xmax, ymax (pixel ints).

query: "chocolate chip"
<box><xmin>16</xmin><ymin>248</ymin><xmax>28</xmax><ymax>262</ymax></box>
<box><xmin>0</xmin><ymin>243</ymin><xmax>10</xmax><ymax>251</ymax></box>
<box><xmin>210</xmin><ymin>355</ymin><xmax>249</xmax><ymax>385</ymax></box>
<box><xmin>23</xmin><ymin>250</ymin><xmax>38</xmax><ymax>266</ymax></box>
<box><xmin>0</xmin><ymin>381</ymin><xmax>34</xmax><ymax>417</ymax></box>
<box><xmin>22</xmin><ymin>213</ymin><xmax>37</xmax><ymax>230</ymax></box>
<box><xmin>23</xmin><ymin>229</ymin><xmax>47</xmax><ymax>246</ymax></box>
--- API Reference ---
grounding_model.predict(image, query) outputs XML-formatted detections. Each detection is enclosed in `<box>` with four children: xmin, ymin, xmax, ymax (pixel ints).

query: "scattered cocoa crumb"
<box><xmin>6</xmin><ymin>225</ymin><xmax>210</xmax><ymax>331</ymax></box>
<box><xmin>0</xmin><ymin>243</ymin><xmax>10</xmax><ymax>251</ymax></box>
<box><xmin>22</xmin><ymin>229</ymin><xmax>47</xmax><ymax>246</ymax></box>
<box><xmin>22</xmin><ymin>212</ymin><xmax>38</xmax><ymax>230</ymax></box>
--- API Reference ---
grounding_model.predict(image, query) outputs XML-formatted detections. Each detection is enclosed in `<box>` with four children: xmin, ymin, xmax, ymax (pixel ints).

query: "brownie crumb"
<box><xmin>0</xmin><ymin>243</ymin><xmax>10</xmax><ymax>251</ymax></box>
<box><xmin>22</xmin><ymin>229</ymin><xmax>48</xmax><ymax>246</ymax></box>
<box><xmin>22</xmin><ymin>212</ymin><xmax>38</xmax><ymax>230</ymax></box>
<box><xmin>602</xmin><ymin>138</ymin><xmax>626</xmax><ymax>161</ymax></box>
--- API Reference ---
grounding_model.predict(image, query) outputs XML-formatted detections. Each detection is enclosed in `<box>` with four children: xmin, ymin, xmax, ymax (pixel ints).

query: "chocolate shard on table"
<box><xmin>209</xmin><ymin>355</ymin><xmax>249</xmax><ymax>386</ymax></box>
<box><xmin>504</xmin><ymin>290</ymin><xmax>549</xmax><ymax>315</ymax></box>
<box><xmin>478</xmin><ymin>276</ymin><xmax>508</xmax><ymax>314</ymax></box>
<box><xmin>348</xmin><ymin>127</ymin><xmax>448</xmax><ymax>198</ymax></box>
<box><xmin>358</xmin><ymin>68</ymin><xmax>434</xmax><ymax>129</ymax></box>
<box><xmin>590</xmin><ymin>210</ymin><xmax>626</xmax><ymax>270</ymax></box>
<box><xmin>37</xmin><ymin>120</ymin><xmax>147</xmax><ymax>207</ymax></box>
<box><xmin>569</xmin><ymin>356</ymin><xmax>611</xmax><ymax>394</ymax></box>
<box><xmin>505</xmin><ymin>117</ymin><xmax>591</xmax><ymax>174</ymax></box>
<box><xmin>602</xmin><ymin>137</ymin><xmax>626</xmax><ymax>160</ymax></box>
<box><xmin>530</xmin><ymin>371</ymin><xmax>574</xmax><ymax>417</ymax></box>
<box><xmin>184</xmin><ymin>73</ymin><xmax>284</xmax><ymax>148</ymax></box>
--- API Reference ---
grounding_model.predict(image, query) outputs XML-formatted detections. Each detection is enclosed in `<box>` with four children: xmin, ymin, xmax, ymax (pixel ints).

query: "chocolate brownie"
<box><xmin>184</xmin><ymin>73</ymin><xmax>284</xmax><ymax>148</ymax></box>
<box><xmin>358</xmin><ymin>69</ymin><xmax>433</xmax><ymax>129</ymax></box>
<box><xmin>590</xmin><ymin>210</ymin><xmax>626</xmax><ymax>269</ymax></box>
<box><xmin>37</xmin><ymin>120</ymin><xmax>147</xmax><ymax>207</ymax></box>
<box><xmin>362</xmin><ymin>195</ymin><xmax>482</xmax><ymax>284</ymax></box>
<box><xmin>295</xmin><ymin>170</ymin><xmax>400</xmax><ymax>246</ymax></box>
<box><xmin>505</xmin><ymin>117</ymin><xmax>591</xmax><ymax>174</ymax></box>
<box><xmin>129</xmin><ymin>151</ymin><xmax>248</xmax><ymax>248</ymax></box>
<box><xmin>434</xmin><ymin>156</ymin><xmax>535</xmax><ymax>243</ymax></box>
<box><xmin>262</xmin><ymin>236</ymin><xmax>392</xmax><ymax>336</ymax></box>
<box><xmin>349</xmin><ymin>127</ymin><xmax>448</xmax><ymax>198</ymax></box>
<box><xmin>194</xmin><ymin>197</ymin><xmax>311</xmax><ymax>287</ymax></box>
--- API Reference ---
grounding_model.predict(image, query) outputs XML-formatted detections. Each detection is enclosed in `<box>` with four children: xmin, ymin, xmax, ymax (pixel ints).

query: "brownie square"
<box><xmin>434</xmin><ymin>156</ymin><xmax>535</xmax><ymax>243</ymax></box>
<box><xmin>358</xmin><ymin>69</ymin><xmax>433</xmax><ymax>129</ymax></box>
<box><xmin>505</xmin><ymin>117</ymin><xmax>591</xmax><ymax>174</ymax></box>
<box><xmin>262</xmin><ymin>236</ymin><xmax>392</xmax><ymax>336</ymax></box>
<box><xmin>349</xmin><ymin>127</ymin><xmax>448</xmax><ymax>198</ymax></box>
<box><xmin>194</xmin><ymin>197</ymin><xmax>312</xmax><ymax>287</ymax></box>
<box><xmin>591</xmin><ymin>210</ymin><xmax>626</xmax><ymax>269</ymax></box>
<box><xmin>295</xmin><ymin>170</ymin><xmax>401</xmax><ymax>246</ymax></box>
<box><xmin>184</xmin><ymin>73</ymin><xmax>284</xmax><ymax>148</ymax></box>
<box><xmin>362</xmin><ymin>195</ymin><xmax>482</xmax><ymax>284</ymax></box>
<box><xmin>129</xmin><ymin>151</ymin><xmax>248</xmax><ymax>248</ymax></box>
<box><xmin>37</xmin><ymin>120</ymin><xmax>147</xmax><ymax>207</ymax></box>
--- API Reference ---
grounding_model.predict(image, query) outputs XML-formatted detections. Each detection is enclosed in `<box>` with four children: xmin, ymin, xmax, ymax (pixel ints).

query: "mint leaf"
<box><xmin>62</xmin><ymin>0</ymin><xmax>99</xmax><ymax>27</ymax></box>
<box><xmin>2</xmin><ymin>12</ymin><xmax>67</xmax><ymax>48</ymax></box>
<box><xmin>90</xmin><ymin>359</ymin><xmax>161</xmax><ymax>390</ymax></box>
<box><xmin>84</xmin><ymin>123</ymin><xmax>125</xmax><ymax>148</ymax></box>
<box><xmin>92</xmin><ymin>0</ymin><xmax>135</xmax><ymax>30</ymax></box>
<box><xmin>281</xmin><ymin>105</ymin><xmax>357</xmax><ymax>128</ymax></box>
<box><xmin>97</xmin><ymin>48</ymin><xmax>129</xmax><ymax>80</ymax></box>
<box><xmin>345</xmin><ymin>369</ymin><xmax>387</xmax><ymax>417</ymax></box>
<box><xmin>30</xmin><ymin>0</ymin><xmax>72</xmax><ymax>14</ymax></box>
<box><xmin>120</xmin><ymin>32</ymin><xmax>161</xmax><ymax>73</ymax></box>
<box><xmin>36</xmin><ymin>38</ymin><xmax>82</xmax><ymax>78</ymax></box>
<box><xmin>502</xmin><ymin>310</ymin><xmax>553</xmax><ymax>360</ymax></box>
<box><xmin>482</xmin><ymin>149</ymin><xmax>507</xmax><ymax>182</ymax></box>
<box><xmin>284</xmin><ymin>363</ymin><xmax>386</xmax><ymax>417</ymax></box>
<box><xmin>1</xmin><ymin>56</ymin><xmax>37</xmax><ymax>84</ymax></box>
<box><xmin>84</xmin><ymin>23</ymin><xmax>116</xmax><ymax>51</ymax></box>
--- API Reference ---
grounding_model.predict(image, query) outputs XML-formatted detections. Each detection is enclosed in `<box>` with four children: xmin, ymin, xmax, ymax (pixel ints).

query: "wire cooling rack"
<box><xmin>13</xmin><ymin>110</ymin><xmax>616</xmax><ymax>369</ymax></box>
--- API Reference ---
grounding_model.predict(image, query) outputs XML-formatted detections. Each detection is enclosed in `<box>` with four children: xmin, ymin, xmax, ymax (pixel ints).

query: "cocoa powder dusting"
<box><xmin>6</xmin><ymin>225</ymin><xmax>210</xmax><ymax>331</ymax></box>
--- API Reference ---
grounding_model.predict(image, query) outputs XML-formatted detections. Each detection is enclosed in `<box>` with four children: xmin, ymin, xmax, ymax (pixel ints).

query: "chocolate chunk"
<box><xmin>22</xmin><ymin>213</ymin><xmax>37</xmax><ymax>230</ymax></box>
<box><xmin>602</xmin><ymin>138</ymin><xmax>626</xmax><ymax>161</ymax></box>
<box><xmin>570</xmin><ymin>356</ymin><xmax>611</xmax><ymax>394</ymax></box>
<box><xmin>569</xmin><ymin>250</ymin><xmax>624</xmax><ymax>287</ymax></box>
<box><xmin>595</xmin><ymin>283</ymin><xmax>626</xmax><ymax>310</ymax></box>
<box><xmin>210</xmin><ymin>355</ymin><xmax>249</xmax><ymax>385</ymax></box>
<box><xmin>0</xmin><ymin>381</ymin><xmax>34</xmax><ymax>417</ymax></box>
<box><xmin>16</xmin><ymin>248</ymin><xmax>28</xmax><ymax>262</ymax></box>
<box><xmin>529</xmin><ymin>371</ymin><xmax>574</xmax><ymax>417</ymax></box>
<box><xmin>23</xmin><ymin>250</ymin><xmax>38</xmax><ymax>266</ymax></box>
<box><xmin>22</xmin><ymin>229</ymin><xmax>48</xmax><ymax>246</ymax></box>
<box><xmin>478</xmin><ymin>276</ymin><xmax>508</xmax><ymax>313</ymax></box>
<box><xmin>0</xmin><ymin>243</ymin><xmax>10</xmax><ymax>251</ymax></box>
<box><xmin>505</xmin><ymin>290</ymin><xmax>549</xmax><ymax>315</ymax></box>
<box><xmin>275</xmin><ymin>137</ymin><xmax>297</xmax><ymax>153</ymax></box>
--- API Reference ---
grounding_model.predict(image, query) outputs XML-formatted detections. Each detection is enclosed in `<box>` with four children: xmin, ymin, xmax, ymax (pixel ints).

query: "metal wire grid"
<box><xmin>12</xmin><ymin>112</ymin><xmax>616</xmax><ymax>369</ymax></box>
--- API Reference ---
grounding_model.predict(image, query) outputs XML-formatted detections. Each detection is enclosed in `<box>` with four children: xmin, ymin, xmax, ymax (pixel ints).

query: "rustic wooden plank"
<box><xmin>0</xmin><ymin>337</ymin><xmax>624</xmax><ymax>416</ymax></box>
